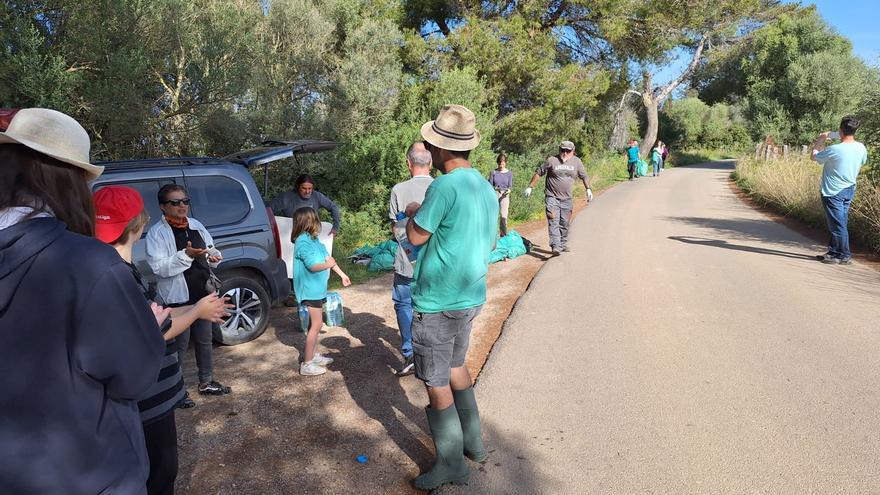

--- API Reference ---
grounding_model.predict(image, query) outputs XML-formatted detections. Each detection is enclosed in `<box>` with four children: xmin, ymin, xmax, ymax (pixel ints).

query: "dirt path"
<box><xmin>175</xmin><ymin>198</ymin><xmax>591</xmax><ymax>494</ymax></box>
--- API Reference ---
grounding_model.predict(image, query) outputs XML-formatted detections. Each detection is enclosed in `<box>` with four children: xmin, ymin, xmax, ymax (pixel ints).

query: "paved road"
<box><xmin>441</xmin><ymin>161</ymin><xmax>880</xmax><ymax>494</ymax></box>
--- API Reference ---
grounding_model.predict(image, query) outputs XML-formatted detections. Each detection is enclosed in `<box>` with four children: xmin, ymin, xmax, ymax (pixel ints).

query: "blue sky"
<box><xmin>809</xmin><ymin>0</ymin><xmax>880</xmax><ymax>63</ymax></box>
<box><xmin>653</xmin><ymin>0</ymin><xmax>878</xmax><ymax>86</ymax></box>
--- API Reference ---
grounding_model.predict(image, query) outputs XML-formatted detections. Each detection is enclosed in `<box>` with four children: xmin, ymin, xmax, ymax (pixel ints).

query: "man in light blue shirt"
<box><xmin>811</xmin><ymin>115</ymin><xmax>868</xmax><ymax>264</ymax></box>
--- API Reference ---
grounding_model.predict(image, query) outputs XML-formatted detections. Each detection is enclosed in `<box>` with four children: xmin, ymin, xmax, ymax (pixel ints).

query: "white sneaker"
<box><xmin>313</xmin><ymin>352</ymin><xmax>334</xmax><ymax>366</ymax></box>
<box><xmin>300</xmin><ymin>360</ymin><xmax>327</xmax><ymax>376</ymax></box>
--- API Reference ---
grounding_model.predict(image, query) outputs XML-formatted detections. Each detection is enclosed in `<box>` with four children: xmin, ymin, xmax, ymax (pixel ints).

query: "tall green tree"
<box><xmin>599</xmin><ymin>0</ymin><xmax>783</xmax><ymax>155</ymax></box>
<box><xmin>693</xmin><ymin>8</ymin><xmax>876</xmax><ymax>143</ymax></box>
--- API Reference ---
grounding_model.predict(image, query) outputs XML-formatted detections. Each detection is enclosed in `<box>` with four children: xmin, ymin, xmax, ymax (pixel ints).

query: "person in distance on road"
<box><xmin>810</xmin><ymin>115</ymin><xmax>868</xmax><ymax>265</ymax></box>
<box><xmin>524</xmin><ymin>140</ymin><xmax>593</xmax><ymax>255</ymax></box>
<box><xmin>625</xmin><ymin>139</ymin><xmax>640</xmax><ymax>180</ymax></box>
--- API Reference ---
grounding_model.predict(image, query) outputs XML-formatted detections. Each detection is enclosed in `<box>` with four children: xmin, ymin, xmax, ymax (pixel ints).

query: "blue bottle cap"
<box><xmin>356</xmin><ymin>455</ymin><xmax>368</xmax><ymax>463</ymax></box>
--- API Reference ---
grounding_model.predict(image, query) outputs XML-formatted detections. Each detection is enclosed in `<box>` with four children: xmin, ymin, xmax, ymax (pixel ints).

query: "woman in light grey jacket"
<box><xmin>146</xmin><ymin>184</ymin><xmax>231</xmax><ymax>407</ymax></box>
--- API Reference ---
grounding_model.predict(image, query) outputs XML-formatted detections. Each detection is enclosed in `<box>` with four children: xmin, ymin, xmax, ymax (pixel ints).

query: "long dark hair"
<box><xmin>291</xmin><ymin>207</ymin><xmax>320</xmax><ymax>241</ymax></box>
<box><xmin>0</xmin><ymin>144</ymin><xmax>95</xmax><ymax>236</ymax></box>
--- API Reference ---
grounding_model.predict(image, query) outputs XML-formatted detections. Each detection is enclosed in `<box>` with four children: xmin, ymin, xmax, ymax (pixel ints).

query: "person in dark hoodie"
<box><xmin>0</xmin><ymin>108</ymin><xmax>166</xmax><ymax>494</ymax></box>
<box><xmin>94</xmin><ymin>185</ymin><xmax>231</xmax><ymax>495</ymax></box>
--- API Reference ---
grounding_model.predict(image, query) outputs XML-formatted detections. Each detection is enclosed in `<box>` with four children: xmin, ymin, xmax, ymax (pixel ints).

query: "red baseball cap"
<box><xmin>93</xmin><ymin>186</ymin><xmax>145</xmax><ymax>244</ymax></box>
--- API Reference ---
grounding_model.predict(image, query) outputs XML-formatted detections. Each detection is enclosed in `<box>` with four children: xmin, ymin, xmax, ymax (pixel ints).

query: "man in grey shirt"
<box><xmin>388</xmin><ymin>142</ymin><xmax>433</xmax><ymax>376</ymax></box>
<box><xmin>524</xmin><ymin>140</ymin><xmax>592</xmax><ymax>255</ymax></box>
<box><xmin>269</xmin><ymin>174</ymin><xmax>341</xmax><ymax>235</ymax></box>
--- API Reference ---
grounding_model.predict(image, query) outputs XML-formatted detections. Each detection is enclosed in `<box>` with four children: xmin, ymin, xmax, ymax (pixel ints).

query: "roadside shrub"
<box><xmin>334</xmin><ymin>208</ymin><xmax>389</xmax><ymax>257</ymax></box>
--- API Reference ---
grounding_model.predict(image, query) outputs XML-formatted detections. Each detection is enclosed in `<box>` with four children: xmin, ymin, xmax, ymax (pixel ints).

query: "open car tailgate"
<box><xmin>223</xmin><ymin>140</ymin><xmax>339</xmax><ymax>167</ymax></box>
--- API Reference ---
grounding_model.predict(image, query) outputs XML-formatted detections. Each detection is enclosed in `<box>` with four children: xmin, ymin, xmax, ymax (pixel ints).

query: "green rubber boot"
<box><xmin>414</xmin><ymin>405</ymin><xmax>470</xmax><ymax>490</ymax></box>
<box><xmin>452</xmin><ymin>387</ymin><xmax>488</xmax><ymax>462</ymax></box>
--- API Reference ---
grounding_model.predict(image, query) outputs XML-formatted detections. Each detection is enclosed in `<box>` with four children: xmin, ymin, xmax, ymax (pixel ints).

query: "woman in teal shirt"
<box><xmin>291</xmin><ymin>207</ymin><xmax>350</xmax><ymax>376</ymax></box>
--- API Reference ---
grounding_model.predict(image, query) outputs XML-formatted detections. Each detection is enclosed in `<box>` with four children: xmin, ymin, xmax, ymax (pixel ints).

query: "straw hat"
<box><xmin>0</xmin><ymin>108</ymin><xmax>103</xmax><ymax>180</ymax></box>
<box><xmin>420</xmin><ymin>104</ymin><xmax>481</xmax><ymax>151</ymax></box>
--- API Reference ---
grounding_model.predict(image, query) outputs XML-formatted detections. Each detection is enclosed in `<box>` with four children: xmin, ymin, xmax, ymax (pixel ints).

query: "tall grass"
<box><xmin>734</xmin><ymin>156</ymin><xmax>880</xmax><ymax>254</ymax></box>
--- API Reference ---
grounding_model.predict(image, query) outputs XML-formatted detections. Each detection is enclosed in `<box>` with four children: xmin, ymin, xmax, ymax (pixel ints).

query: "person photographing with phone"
<box><xmin>146</xmin><ymin>184</ymin><xmax>232</xmax><ymax>407</ymax></box>
<box><xmin>810</xmin><ymin>115</ymin><xmax>868</xmax><ymax>265</ymax></box>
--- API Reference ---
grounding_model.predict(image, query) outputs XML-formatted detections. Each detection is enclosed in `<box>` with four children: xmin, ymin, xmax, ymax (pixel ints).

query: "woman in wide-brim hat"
<box><xmin>0</xmin><ymin>108</ymin><xmax>166</xmax><ymax>493</ymax></box>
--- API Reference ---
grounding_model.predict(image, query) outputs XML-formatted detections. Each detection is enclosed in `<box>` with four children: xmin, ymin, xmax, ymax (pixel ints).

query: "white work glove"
<box><xmin>523</xmin><ymin>187</ymin><xmax>533</xmax><ymax>198</ymax></box>
<box><xmin>587</xmin><ymin>188</ymin><xmax>593</xmax><ymax>202</ymax></box>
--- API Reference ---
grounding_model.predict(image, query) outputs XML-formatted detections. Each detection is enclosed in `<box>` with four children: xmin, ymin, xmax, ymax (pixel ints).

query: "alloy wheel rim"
<box><xmin>220</xmin><ymin>287</ymin><xmax>263</xmax><ymax>336</ymax></box>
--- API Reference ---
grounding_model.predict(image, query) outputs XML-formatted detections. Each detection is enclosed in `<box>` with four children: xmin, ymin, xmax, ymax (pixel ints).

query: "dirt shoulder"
<box><xmin>175</xmin><ymin>198</ymin><xmax>592</xmax><ymax>494</ymax></box>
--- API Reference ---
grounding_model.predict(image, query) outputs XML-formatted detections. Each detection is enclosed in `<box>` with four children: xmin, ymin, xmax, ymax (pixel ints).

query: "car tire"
<box><xmin>213</xmin><ymin>275</ymin><xmax>271</xmax><ymax>345</ymax></box>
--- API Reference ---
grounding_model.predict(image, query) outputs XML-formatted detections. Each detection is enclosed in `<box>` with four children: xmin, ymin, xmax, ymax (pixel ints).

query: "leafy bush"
<box><xmin>659</xmin><ymin>97</ymin><xmax>752</xmax><ymax>150</ymax></box>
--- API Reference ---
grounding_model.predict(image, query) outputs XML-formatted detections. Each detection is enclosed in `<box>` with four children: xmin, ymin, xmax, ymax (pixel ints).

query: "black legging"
<box><xmin>144</xmin><ymin>412</ymin><xmax>178</xmax><ymax>495</ymax></box>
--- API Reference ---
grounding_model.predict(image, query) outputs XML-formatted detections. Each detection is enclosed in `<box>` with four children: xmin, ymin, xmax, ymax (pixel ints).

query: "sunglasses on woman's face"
<box><xmin>163</xmin><ymin>198</ymin><xmax>191</xmax><ymax>206</ymax></box>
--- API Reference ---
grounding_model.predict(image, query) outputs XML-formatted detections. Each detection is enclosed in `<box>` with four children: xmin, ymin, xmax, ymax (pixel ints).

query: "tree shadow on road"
<box><xmin>665</xmin><ymin>216</ymin><xmax>822</xmax><ymax>251</ymax></box>
<box><xmin>668</xmin><ymin>235</ymin><xmax>817</xmax><ymax>260</ymax></box>
<box><xmin>321</xmin><ymin>308</ymin><xmax>434</xmax><ymax>472</ymax></box>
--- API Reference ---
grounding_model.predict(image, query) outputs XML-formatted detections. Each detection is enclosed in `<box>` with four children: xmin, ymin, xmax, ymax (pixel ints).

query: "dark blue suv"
<box><xmin>92</xmin><ymin>141</ymin><xmax>337</xmax><ymax>345</ymax></box>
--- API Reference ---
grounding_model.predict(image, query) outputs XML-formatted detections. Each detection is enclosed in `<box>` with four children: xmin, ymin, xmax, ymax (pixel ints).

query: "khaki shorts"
<box><xmin>411</xmin><ymin>306</ymin><xmax>482</xmax><ymax>387</ymax></box>
<box><xmin>497</xmin><ymin>190</ymin><xmax>510</xmax><ymax>219</ymax></box>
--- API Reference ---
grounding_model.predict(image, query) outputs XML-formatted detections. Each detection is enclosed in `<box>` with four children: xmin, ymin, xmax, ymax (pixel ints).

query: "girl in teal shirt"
<box><xmin>291</xmin><ymin>207</ymin><xmax>350</xmax><ymax>376</ymax></box>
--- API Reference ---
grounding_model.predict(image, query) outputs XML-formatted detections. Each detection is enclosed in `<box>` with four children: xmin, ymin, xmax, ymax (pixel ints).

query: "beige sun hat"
<box><xmin>0</xmin><ymin>108</ymin><xmax>103</xmax><ymax>180</ymax></box>
<box><xmin>420</xmin><ymin>104</ymin><xmax>481</xmax><ymax>151</ymax></box>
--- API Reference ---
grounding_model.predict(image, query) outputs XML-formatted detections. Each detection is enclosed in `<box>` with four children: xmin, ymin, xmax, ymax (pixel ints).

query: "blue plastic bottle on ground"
<box><xmin>323</xmin><ymin>292</ymin><xmax>344</xmax><ymax>327</ymax></box>
<box><xmin>393</xmin><ymin>213</ymin><xmax>421</xmax><ymax>262</ymax></box>
<box><xmin>297</xmin><ymin>304</ymin><xmax>310</xmax><ymax>332</ymax></box>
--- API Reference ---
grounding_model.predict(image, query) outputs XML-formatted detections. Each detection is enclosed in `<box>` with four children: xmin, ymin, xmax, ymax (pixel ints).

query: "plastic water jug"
<box><xmin>393</xmin><ymin>213</ymin><xmax>421</xmax><ymax>262</ymax></box>
<box><xmin>323</xmin><ymin>292</ymin><xmax>344</xmax><ymax>327</ymax></box>
<box><xmin>297</xmin><ymin>304</ymin><xmax>310</xmax><ymax>333</ymax></box>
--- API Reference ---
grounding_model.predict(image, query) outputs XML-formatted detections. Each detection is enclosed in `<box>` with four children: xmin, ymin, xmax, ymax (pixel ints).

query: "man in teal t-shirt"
<box><xmin>811</xmin><ymin>115</ymin><xmax>869</xmax><ymax>264</ymax></box>
<box><xmin>404</xmin><ymin>104</ymin><xmax>498</xmax><ymax>490</ymax></box>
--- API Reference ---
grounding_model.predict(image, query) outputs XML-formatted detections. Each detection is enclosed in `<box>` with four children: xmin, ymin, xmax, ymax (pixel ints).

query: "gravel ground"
<box><xmin>174</xmin><ymin>203</ymin><xmax>590</xmax><ymax>494</ymax></box>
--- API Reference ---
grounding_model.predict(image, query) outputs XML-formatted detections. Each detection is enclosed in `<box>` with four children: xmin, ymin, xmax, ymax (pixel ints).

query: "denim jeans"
<box><xmin>546</xmin><ymin>196</ymin><xmax>573</xmax><ymax>250</ymax></box>
<box><xmin>176</xmin><ymin>318</ymin><xmax>213</xmax><ymax>384</ymax></box>
<box><xmin>652</xmin><ymin>160</ymin><xmax>661</xmax><ymax>175</ymax></box>
<box><xmin>821</xmin><ymin>185</ymin><xmax>856</xmax><ymax>260</ymax></box>
<box><xmin>391</xmin><ymin>273</ymin><xmax>414</xmax><ymax>358</ymax></box>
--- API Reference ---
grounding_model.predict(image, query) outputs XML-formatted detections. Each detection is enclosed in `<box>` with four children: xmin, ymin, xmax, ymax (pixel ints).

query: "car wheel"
<box><xmin>213</xmin><ymin>275</ymin><xmax>270</xmax><ymax>345</ymax></box>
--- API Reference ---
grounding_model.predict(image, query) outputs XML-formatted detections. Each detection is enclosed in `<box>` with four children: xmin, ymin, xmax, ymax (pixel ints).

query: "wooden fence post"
<box><xmin>755</xmin><ymin>143</ymin><xmax>762</xmax><ymax>160</ymax></box>
<box><xmin>783</xmin><ymin>145</ymin><xmax>789</xmax><ymax>158</ymax></box>
<box><xmin>801</xmin><ymin>145</ymin><xmax>808</xmax><ymax>157</ymax></box>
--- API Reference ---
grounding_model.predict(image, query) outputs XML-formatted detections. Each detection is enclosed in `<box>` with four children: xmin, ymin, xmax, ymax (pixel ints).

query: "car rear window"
<box><xmin>187</xmin><ymin>176</ymin><xmax>251</xmax><ymax>227</ymax></box>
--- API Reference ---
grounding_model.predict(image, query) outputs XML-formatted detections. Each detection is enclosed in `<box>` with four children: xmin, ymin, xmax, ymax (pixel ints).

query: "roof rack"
<box><xmin>97</xmin><ymin>157</ymin><xmax>226</xmax><ymax>169</ymax></box>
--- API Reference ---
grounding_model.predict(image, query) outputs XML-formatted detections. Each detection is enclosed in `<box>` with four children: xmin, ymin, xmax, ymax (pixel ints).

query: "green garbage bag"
<box><xmin>637</xmin><ymin>159</ymin><xmax>648</xmax><ymax>177</ymax></box>
<box><xmin>352</xmin><ymin>240</ymin><xmax>398</xmax><ymax>272</ymax></box>
<box><xmin>489</xmin><ymin>230</ymin><xmax>528</xmax><ymax>264</ymax></box>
